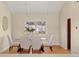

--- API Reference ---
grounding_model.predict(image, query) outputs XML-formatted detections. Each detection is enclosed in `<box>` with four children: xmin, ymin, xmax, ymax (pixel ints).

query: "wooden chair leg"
<box><xmin>40</xmin><ymin>45</ymin><xmax>44</xmax><ymax>52</ymax></box>
<box><xmin>17</xmin><ymin>44</ymin><xmax>21</xmax><ymax>52</ymax></box>
<box><xmin>9</xmin><ymin>46</ymin><xmax>13</xmax><ymax>52</ymax></box>
<box><xmin>49</xmin><ymin>46</ymin><xmax>52</xmax><ymax>51</ymax></box>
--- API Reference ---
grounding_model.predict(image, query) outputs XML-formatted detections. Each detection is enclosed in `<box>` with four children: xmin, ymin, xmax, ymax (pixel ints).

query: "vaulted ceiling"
<box><xmin>3</xmin><ymin>1</ymin><xmax>64</xmax><ymax>14</ymax></box>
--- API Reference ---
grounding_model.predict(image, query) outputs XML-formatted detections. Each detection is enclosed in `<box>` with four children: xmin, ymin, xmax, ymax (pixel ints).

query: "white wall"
<box><xmin>0</xmin><ymin>2</ymin><xmax>11</xmax><ymax>52</ymax></box>
<box><xmin>60</xmin><ymin>1</ymin><xmax>79</xmax><ymax>53</ymax></box>
<box><xmin>12</xmin><ymin>12</ymin><xmax>60</xmax><ymax>45</ymax></box>
<box><xmin>60</xmin><ymin>2</ymin><xmax>70</xmax><ymax>49</ymax></box>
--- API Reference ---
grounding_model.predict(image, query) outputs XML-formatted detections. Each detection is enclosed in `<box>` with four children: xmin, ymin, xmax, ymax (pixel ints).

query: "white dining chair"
<box><xmin>7</xmin><ymin>35</ymin><xmax>20</xmax><ymax>52</ymax></box>
<box><xmin>0</xmin><ymin>36</ymin><xmax>4</xmax><ymax>51</ymax></box>
<box><xmin>48</xmin><ymin>35</ymin><xmax>54</xmax><ymax>51</ymax></box>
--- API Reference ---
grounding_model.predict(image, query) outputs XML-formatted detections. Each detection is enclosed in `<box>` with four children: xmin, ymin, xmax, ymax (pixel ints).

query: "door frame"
<box><xmin>67</xmin><ymin>18</ymin><xmax>71</xmax><ymax>51</ymax></box>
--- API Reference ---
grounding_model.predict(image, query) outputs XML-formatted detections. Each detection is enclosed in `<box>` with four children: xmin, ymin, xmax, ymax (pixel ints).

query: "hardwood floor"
<box><xmin>52</xmin><ymin>45</ymin><xmax>69</xmax><ymax>54</ymax></box>
<box><xmin>0</xmin><ymin>45</ymin><xmax>70</xmax><ymax>54</ymax></box>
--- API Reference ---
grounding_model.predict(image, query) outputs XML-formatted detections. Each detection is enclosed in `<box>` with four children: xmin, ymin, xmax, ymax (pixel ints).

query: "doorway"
<box><xmin>67</xmin><ymin>18</ymin><xmax>71</xmax><ymax>50</ymax></box>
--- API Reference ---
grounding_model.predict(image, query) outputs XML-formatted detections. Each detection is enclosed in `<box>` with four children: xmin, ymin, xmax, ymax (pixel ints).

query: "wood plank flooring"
<box><xmin>0</xmin><ymin>45</ymin><xmax>70</xmax><ymax>54</ymax></box>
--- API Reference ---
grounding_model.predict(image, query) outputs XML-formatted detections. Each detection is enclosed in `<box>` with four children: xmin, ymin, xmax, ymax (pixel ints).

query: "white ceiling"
<box><xmin>3</xmin><ymin>1</ymin><xmax>64</xmax><ymax>14</ymax></box>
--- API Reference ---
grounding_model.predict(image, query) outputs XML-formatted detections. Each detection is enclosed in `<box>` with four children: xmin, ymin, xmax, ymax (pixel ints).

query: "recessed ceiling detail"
<box><xmin>3</xmin><ymin>1</ymin><xmax>64</xmax><ymax>14</ymax></box>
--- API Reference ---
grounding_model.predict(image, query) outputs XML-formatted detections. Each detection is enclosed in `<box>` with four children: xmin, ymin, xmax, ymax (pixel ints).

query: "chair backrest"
<box><xmin>48</xmin><ymin>35</ymin><xmax>53</xmax><ymax>46</ymax></box>
<box><xmin>0</xmin><ymin>36</ymin><xmax>4</xmax><ymax>49</ymax></box>
<box><xmin>7</xmin><ymin>35</ymin><xmax>12</xmax><ymax>46</ymax></box>
<box><xmin>31</xmin><ymin>34</ymin><xmax>42</xmax><ymax>50</ymax></box>
<box><xmin>20</xmin><ymin>36</ymin><xmax>31</xmax><ymax>49</ymax></box>
<box><xmin>0</xmin><ymin>34</ymin><xmax>12</xmax><ymax>52</ymax></box>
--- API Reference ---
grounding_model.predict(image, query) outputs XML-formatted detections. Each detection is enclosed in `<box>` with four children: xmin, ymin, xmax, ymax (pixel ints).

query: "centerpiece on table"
<box><xmin>25</xmin><ymin>27</ymin><xmax>35</xmax><ymax>32</ymax></box>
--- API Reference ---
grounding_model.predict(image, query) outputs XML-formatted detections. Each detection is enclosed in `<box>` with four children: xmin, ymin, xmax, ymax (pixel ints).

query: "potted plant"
<box><xmin>25</xmin><ymin>27</ymin><xmax>35</xmax><ymax>32</ymax></box>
